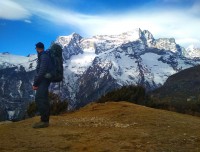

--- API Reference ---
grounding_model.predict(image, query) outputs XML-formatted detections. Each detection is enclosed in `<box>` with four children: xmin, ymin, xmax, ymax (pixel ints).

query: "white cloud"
<box><xmin>0</xmin><ymin>0</ymin><xmax>30</xmax><ymax>20</ymax></box>
<box><xmin>24</xmin><ymin>19</ymin><xmax>31</xmax><ymax>24</ymax></box>
<box><xmin>0</xmin><ymin>0</ymin><xmax>200</xmax><ymax>48</ymax></box>
<box><xmin>176</xmin><ymin>38</ymin><xmax>200</xmax><ymax>48</ymax></box>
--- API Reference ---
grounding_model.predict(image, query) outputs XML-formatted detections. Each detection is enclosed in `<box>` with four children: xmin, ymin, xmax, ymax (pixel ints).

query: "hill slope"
<box><xmin>153</xmin><ymin>65</ymin><xmax>200</xmax><ymax>98</ymax></box>
<box><xmin>0</xmin><ymin>102</ymin><xmax>200</xmax><ymax>152</ymax></box>
<box><xmin>151</xmin><ymin>65</ymin><xmax>200</xmax><ymax>115</ymax></box>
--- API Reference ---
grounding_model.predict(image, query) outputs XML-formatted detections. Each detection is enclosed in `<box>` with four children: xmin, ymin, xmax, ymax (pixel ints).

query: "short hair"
<box><xmin>35</xmin><ymin>42</ymin><xmax>44</xmax><ymax>49</ymax></box>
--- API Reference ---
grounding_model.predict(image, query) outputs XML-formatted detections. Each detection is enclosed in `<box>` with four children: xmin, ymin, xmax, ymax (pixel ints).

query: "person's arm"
<box><xmin>33</xmin><ymin>54</ymin><xmax>49</xmax><ymax>87</ymax></box>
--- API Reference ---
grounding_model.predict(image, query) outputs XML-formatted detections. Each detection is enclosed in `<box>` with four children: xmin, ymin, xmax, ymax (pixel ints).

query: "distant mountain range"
<box><xmin>0</xmin><ymin>28</ymin><xmax>200</xmax><ymax>121</ymax></box>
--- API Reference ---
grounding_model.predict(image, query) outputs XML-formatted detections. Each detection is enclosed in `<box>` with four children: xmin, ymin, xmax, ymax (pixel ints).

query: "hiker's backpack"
<box><xmin>46</xmin><ymin>44</ymin><xmax>63</xmax><ymax>83</ymax></box>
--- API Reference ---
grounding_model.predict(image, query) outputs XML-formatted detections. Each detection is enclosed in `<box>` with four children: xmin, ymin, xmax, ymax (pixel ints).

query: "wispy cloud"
<box><xmin>24</xmin><ymin>19</ymin><xmax>32</xmax><ymax>24</ymax></box>
<box><xmin>0</xmin><ymin>0</ymin><xmax>30</xmax><ymax>20</ymax></box>
<box><xmin>0</xmin><ymin>0</ymin><xmax>200</xmax><ymax>48</ymax></box>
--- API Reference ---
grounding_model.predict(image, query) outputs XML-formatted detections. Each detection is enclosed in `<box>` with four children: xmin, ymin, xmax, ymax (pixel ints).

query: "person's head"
<box><xmin>35</xmin><ymin>42</ymin><xmax>45</xmax><ymax>53</ymax></box>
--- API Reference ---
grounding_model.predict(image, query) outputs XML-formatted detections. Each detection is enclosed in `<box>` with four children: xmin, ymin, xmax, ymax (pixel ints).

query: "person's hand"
<box><xmin>32</xmin><ymin>86</ymin><xmax>38</xmax><ymax>90</ymax></box>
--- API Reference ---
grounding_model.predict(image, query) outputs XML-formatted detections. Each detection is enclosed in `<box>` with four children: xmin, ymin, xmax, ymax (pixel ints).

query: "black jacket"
<box><xmin>33</xmin><ymin>51</ymin><xmax>51</xmax><ymax>87</ymax></box>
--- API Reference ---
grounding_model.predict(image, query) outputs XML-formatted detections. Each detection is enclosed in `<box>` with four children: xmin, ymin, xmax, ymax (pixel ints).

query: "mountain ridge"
<box><xmin>0</xmin><ymin>29</ymin><xmax>200</xmax><ymax>121</ymax></box>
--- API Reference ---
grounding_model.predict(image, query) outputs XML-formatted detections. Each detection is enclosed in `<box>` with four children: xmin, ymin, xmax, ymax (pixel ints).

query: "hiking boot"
<box><xmin>32</xmin><ymin>121</ymin><xmax>49</xmax><ymax>129</ymax></box>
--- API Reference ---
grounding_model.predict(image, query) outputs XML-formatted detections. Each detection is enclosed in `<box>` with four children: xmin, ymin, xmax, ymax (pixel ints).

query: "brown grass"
<box><xmin>0</xmin><ymin>101</ymin><xmax>200</xmax><ymax>152</ymax></box>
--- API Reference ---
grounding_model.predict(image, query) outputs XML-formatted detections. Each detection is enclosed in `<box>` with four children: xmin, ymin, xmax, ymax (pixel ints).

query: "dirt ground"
<box><xmin>0</xmin><ymin>101</ymin><xmax>200</xmax><ymax>152</ymax></box>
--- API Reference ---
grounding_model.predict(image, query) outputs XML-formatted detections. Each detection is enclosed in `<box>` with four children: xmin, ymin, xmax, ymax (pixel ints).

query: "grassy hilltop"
<box><xmin>0</xmin><ymin>101</ymin><xmax>200</xmax><ymax>152</ymax></box>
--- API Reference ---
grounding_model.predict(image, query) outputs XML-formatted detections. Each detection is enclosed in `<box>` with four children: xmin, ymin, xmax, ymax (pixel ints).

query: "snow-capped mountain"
<box><xmin>54</xmin><ymin>29</ymin><xmax>199</xmax><ymax>107</ymax></box>
<box><xmin>183</xmin><ymin>44</ymin><xmax>200</xmax><ymax>59</ymax></box>
<box><xmin>0</xmin><ymin>52</ymin><xmax>37</xmax><ymax>71</ymax></box>
<box><xmin>0</xmin><ymin>28</ymin><xmax>200</xmax><ymax>121</ymax></box>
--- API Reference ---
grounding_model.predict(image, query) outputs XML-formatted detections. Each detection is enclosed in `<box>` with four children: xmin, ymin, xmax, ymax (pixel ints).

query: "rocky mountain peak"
<box><xmin>154</xmin><ymin>38</ymin><xmax>180</xmax><ymax>53</ymax></box>
<box><xmin>142</xmin><ymin>30</ymin><xmax>154</xmax><ymax>40</ymax></box>
<box><xmin>55</xmin><ymin>32</ymin><xmax>82</xmax><ymax>48</ymax></box>
<box><xmin>184</xmin><ymin>44</ymin><xmax>200</xmax><ymax>59</ymax></box>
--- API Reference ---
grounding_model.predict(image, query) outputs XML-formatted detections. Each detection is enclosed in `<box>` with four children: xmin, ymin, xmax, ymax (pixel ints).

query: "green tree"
<box><xmin>27</xmin><ymin>92</ymin><xmax>68</xmax><ymax>118</ymax></box>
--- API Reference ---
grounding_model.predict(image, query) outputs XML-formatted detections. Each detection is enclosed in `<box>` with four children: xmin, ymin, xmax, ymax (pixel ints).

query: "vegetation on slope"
<box><xmin>27</xmin><ymin>92</ymin><xmax>68</xmax><ymax>118</ymax></box>
<box><xmin>151</xmin><ymin>65</ymin><xmax>200</xmax><ymax>116</ymax></box>
<box><xmin>97</xmin><ymin>85</ymin><xmax>200</xmax><ymax>116</ymax></box>
<box><xmin>97</xmin><ymin>86</ymin><xmax>146</xmax><ymax>104</ymax></box>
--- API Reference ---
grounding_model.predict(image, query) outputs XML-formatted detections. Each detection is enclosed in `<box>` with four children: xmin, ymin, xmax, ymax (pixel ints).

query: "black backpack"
<box><xmin>45</xmin><ymin>44</ymin><xmax>63</xmax><ymax>83</ymax></box>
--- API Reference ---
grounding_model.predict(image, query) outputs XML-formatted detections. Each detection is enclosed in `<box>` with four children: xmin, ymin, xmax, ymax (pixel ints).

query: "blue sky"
<box><xmin>0</xmin><ymin>0</ymin><xmax>200</xmax><ymax>56</ymax></box>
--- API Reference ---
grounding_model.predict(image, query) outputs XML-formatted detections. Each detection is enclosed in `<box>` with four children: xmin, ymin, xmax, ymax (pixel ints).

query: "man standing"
<box><xmin>32</xmin><ymin>42</ymin><xmax>51</xmax><ymax>128</ymax></box>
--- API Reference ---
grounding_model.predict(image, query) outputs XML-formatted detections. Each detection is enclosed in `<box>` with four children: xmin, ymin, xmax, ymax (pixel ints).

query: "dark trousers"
<box><xmin>35</xmin><ymin>79</ymin><xmax>51</xmax><ymax>122</ymax></box>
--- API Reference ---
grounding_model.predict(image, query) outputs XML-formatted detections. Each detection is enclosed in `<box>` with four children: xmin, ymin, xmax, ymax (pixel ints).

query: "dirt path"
<box><xmin>0</xmin><ymin>102</ymin><xmax>200</xmax><ymax>152</ymax></box>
